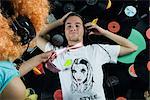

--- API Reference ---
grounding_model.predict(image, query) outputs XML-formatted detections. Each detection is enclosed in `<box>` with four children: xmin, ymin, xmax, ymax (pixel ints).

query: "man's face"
<box><xmin>65</xmin><ymin>16</ymin><xmax>84</xmax><ymax>44</ymax></box>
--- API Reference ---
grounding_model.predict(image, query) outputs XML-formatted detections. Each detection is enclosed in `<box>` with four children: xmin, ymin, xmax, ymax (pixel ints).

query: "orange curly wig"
<box><xmin>0</xmin><ymin>0</ymin><xmax>51</xmax><ymax>61</ymax></box>
<box><xmin>0</xmin><ymin>12</ymin><xmax>26</xmax><ymax>61</ymax></box>
<box><xmin>12</xmin><ymin>0</ymin><xmax>50</xmax><ymax>34</ymax></box>
<box><xmin>11</xmin><ymin>0</ymin><xmax>51</xmax><ymax>48</ymax></box>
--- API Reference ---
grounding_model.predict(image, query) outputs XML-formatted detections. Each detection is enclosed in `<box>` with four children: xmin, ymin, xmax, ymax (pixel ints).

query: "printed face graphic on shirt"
<box><xmin>72</xmin><ymin>62</ymin><xmax>88</xmax><ymax>84</ymax></box>
<box><xmin>71</xmin><ymin>58</ymin><xmax>93</xmax><ymax>93</ymax></box>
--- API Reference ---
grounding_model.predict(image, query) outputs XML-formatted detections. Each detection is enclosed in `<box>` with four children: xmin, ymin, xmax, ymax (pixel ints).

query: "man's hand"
<box><xmin>85</xmin><ymin>22</ymin><xmax>137</xmax><ymax>56</ymax></box>
<box><xmin>85</xmin><ymin>22</ymin><xmax>107</xmax><ymax>36</ymax></box>
<box><xmin>58</xmin><ymin>11</ymin><xmax>73</xmax><ymax>25</ymax></box>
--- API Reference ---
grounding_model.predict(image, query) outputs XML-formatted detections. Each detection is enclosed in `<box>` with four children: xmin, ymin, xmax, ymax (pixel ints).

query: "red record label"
<box><xmin>108</xmin><ymin>21</ymin><xmax>120</xmax><ymax>33</ymax></box>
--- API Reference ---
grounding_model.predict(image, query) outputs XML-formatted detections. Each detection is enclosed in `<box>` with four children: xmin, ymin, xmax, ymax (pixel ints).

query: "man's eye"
<box><xmin>67</xmin><ymin>25</ymin><xmax>71</xmax><ymax>28</ymax></box>
<box><xmin>76</xmin><ymin>25</ymin><xmax>80</xmax><ymax>27</ymax></box>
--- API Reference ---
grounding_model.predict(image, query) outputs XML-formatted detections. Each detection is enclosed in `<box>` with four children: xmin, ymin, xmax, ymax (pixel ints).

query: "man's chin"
<box><xmin>69</xmin><ymin>37</ymin><xmax>79</xmax><ymax>41</ymax></box>
<box><xmin>70</xmin><ymin>39</ymin><xmax>79</xmax><ymax>42</ymax></box>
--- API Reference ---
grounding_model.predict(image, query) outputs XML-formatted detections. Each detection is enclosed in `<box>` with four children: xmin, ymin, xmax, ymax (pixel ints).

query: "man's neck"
<box><xmin>67</xmin><ymin>41</ymin><xmax>84</xmax><ymax>49</ymax></box>
<box><xmin>68</xmin><ymin>41</ymin><xmax>83</xmax><ymax>47</ymax></box>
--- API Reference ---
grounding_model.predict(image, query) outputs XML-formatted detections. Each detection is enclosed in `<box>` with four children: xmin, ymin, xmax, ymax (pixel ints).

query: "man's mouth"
<box><xmin>70</xmin><ymin>32</ymin><xmax>78</xmax><ymax>34</ymax></box>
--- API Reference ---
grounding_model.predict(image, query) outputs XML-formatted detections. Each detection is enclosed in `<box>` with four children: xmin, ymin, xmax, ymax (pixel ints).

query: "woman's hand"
<box><xmin>29</xmin><ymin>50</ymin><xmax>56</xmax><ymax>64</ymax></box>
<box><xmin>19</xmin><ymin>50</ymin><xmax>56</xmax><ymax>76</ymax></box>
<box><xmin>41</xmin><ymin>51</ymin><xmax>56</xmax><ymax>62</ymax></box>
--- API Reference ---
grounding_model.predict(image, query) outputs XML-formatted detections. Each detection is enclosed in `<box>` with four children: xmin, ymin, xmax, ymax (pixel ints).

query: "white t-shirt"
<box><xmin>45</xmin><ymin>43</ymin><xmax>120</xmax><ymax>100</ymax></box>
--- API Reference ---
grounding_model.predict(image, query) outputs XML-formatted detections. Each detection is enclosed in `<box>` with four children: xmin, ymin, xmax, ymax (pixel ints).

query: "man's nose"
<box><xmin>70</xmin><ymin>26</ymin><xmax>76</xmax><ymax>31</ymax></box>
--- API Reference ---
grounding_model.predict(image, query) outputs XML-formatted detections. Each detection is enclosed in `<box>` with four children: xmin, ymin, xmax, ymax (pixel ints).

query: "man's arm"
<box><xmin>37</xmin><ymin>19</ymin><xmax>63</xmax><ymax>51</ymax></box>
<box><xmin>100</xmin><ymin>29</ymin><xmax>138</xmax><ymax>56</ymax></box>
<box><xmin>37</xmin><ymin>12</ymin><xmax>72</xmax><ymax>51</ymax></box>
<box><xmin>39</xmin><ymin>19</ymin><xmax>63</xmax><ymax>36</ymax></box>
<box><xmin>85</xmin><ymin>22</ymin><xmax>138</xmax><ymax>56</ymax></box>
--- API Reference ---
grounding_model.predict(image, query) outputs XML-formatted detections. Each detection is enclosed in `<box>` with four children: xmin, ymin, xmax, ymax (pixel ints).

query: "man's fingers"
<box><xmin>85</xmin><ymin>22</ymin><xmax>91</xmax><ymax>27</ymax></box>
<box><xmin>88</xmin><ymin>32</ymin><xmax>94</xmax><ymax>35</ymax></box>
<box><xmin>50</xmin><ymin>52</ymin><xmax>57</xmax><ymax>61</ymax></box>
<box><xmin>62</xmin><ymin>11</ymin><xmax>73</xmax><ymax>20</ymax></box>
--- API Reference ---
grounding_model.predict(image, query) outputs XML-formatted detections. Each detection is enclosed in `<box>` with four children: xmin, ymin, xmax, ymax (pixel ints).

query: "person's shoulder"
<box><xmin>85</xmin><ymin>44</ymin><xmax>104</xmax><ymax>47</ymax></box>
<box><xmin>84</xmin><ymin>44</ymin><xmax>100</xmax><ymax>50</ymax></box>
<box><xmin>0</xmin><ymin>61</ymin><xmax>15</xmax><ymax>68</ymax></box>
<box><xmin>45</xmin><ymin>42</ymin><xmax>64</xmax><ymax>51</ymax></box>
<box><xmin>84</xmin><ymin>44</ymin><xmax>113</xmax><ymax>51</ymax></box>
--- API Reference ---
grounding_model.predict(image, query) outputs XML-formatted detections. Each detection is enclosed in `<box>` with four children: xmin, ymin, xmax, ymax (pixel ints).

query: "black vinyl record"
<box><xmin>87</xmin><ymin>17</ymin><xmax>132</xmax><ymax>45</ymax></box>
<box><xmin>134</xmin><ymin>49</ymin><xmax>149</xmax><ymax>83</ymax></box>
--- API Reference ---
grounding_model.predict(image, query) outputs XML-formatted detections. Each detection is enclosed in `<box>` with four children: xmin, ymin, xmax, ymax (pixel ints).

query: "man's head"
<box><xmin>64</xmin><ymin>13</ymin><xmax>85</xmax><ymax>46</ymax></box>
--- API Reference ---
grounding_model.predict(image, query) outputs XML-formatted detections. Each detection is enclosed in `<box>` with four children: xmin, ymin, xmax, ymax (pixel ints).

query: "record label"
<box><xmin>108</xmin><ymin>21</ymin><xmax>120</xmax><ymax>33</ymax></box>
<box><xmin>124</xmin><ymin>6</ymin><xmax>137</xmax><ymax>17</ymax></box>
<box><xmin>146</xmin><ymin>28</ymin><xmax>150</xmax><ymax>40</ymax></box>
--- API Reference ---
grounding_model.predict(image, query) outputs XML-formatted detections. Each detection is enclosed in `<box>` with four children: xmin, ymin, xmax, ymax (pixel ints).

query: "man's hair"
<box><xmin>63</xmin><ymin>12</ymin><xmax>85</xmax><ymax>25</ymax></box>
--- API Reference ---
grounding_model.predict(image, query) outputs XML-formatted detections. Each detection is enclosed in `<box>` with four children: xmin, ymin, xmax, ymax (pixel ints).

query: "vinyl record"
<box><xmin>146</xmin><ymin>28</ymin><xmax>150</xmax><ymax>40</ymax></box>
<box><xmin>86</xmin><ymin>0</ymin><xmax>98</xmax><ymax>6</ymax></box>
<box><xmin>113</xmin><ymin>3</ymin><xmax>139</xmax><ymax>27</ymax></box>
<box><xmin>116</xmin><ymin>1</ymin><xmax>138</xmax><ymax>17</ymax></box>
<box><xmin>105</xmin><ymin>0</ymin><xmax>124</xmax><ymax>17</ymax></box>
<box><xmin>53</xmin><ymin>89</ymin><xmax>62</xmax><ymax>100</ymax></box>
<box><xmin>147</xmin><ymin>61</ymin><xmax>150</xmax><ymax>71</ymax></box>
<box><xmin>106</xmin><ymin>19</ymin><xmax>132</xmax><ymax>38</ymax></box>
<box><xmin>63</xmin><ymin>3</ymin><xmax>75</xmax><ymax>13</ymax></box>
<box><xmin>128</xmin><ymin>64</ymin><xmax>138</xmax><ymax>78</ymax></box>
<box><xmin>134</xmin><ymin>50</ymin><xmax>149</xmax><ymax>81</ymax></box>
<box><xmin>87</xmin><ymin>18</ymin><xmax>132</xmax><ymax>44</ymax></box>
<box><xmin>134</xmin><ymin>20</ymin><xmax>148</xmax><ymax>35</ymax></box>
